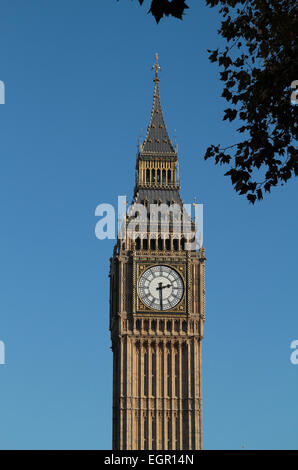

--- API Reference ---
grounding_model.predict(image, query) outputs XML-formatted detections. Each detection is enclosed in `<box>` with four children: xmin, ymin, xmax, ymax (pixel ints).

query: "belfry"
<box><xmin>109</xmin><ymin>54</ymin><xmax>206</xmax><ymax>450</ymax></box>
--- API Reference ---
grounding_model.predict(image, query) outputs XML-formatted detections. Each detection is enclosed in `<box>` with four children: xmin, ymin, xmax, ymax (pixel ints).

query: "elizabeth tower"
<box><xmin>109</xmin><ymin>55</ymin><xmax>206</xmax><ymax>450</ymax></box>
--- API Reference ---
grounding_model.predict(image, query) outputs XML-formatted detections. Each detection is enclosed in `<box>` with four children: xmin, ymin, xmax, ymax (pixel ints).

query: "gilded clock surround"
<box><xmin>136</xmin><ymin>262</ymin><xmax>186</xmax><ymax>314</ymax></box>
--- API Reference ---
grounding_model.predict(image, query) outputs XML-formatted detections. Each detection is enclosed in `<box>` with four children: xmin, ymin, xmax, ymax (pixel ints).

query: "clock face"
<box><xmin>138</xmin><ymin>265</ymin><xmax>184</xmax><ymax>311</ymax></box>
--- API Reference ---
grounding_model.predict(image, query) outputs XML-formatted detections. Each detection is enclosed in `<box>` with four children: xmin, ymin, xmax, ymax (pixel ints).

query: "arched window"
<box><xmin>152</xmin><ymin>416</ymin><xmax>156</xmax><ymax>450</ymax></box>
<box><xmin>144</xmin><ymin>351</ymin><xmax>148</xmax><ymax>397</ymax></box>
<box><xmin>167</xmin><ymin>352</ymin><xmax>171</xmax><ymax>397</ymax></box>
<box><xmin>168</xmin><ymin>418</ymin><xmax>172</xmax><ymax>450</ymax></box>
<box><xmin>152</xmin><ymin>351</ymin><xmax>156</xmax><ymax>397</ymax></box>
<box><xmin>168</xmin><ymin>169</ymin><xmax>172</xmax><ymax>183</ymax></box>
<box><xmin>175</xmin><ymin>352</ymin><xmax>179</xmax><ymax>397</ymax></box>
<box><xmin>175</xmin><ymin>416</ymin><xmax>179</xmax><ymax>450</ymax></box>
<box><xmin>144</xmin><ymin>415</ymin><xmax>148</xmax><ymax>450</ymax></box>
<box><xmin>158</xmin><ymin>238</ymin><xmax>163</xmax><ymax>250</ymax></box>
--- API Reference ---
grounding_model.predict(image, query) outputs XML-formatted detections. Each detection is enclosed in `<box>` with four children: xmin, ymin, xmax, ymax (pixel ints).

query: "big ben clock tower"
<box><xmin>109</xmin><ymin>55</ymin><xmax>206</xmax><ymax>450</ymax></box>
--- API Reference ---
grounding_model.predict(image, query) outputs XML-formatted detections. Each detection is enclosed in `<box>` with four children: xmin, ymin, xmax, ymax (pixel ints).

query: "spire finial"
<box><xmin>152</xmin><ymin>52</ymin><xmax>161</xmax><ymax>82</ymax></box>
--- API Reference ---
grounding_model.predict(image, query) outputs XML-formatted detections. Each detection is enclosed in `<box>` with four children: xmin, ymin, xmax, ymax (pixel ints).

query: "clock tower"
<box><xmin>109</xmin><ymin>55</ymin><xmax>206</xmax><ymax>450</ymax></box>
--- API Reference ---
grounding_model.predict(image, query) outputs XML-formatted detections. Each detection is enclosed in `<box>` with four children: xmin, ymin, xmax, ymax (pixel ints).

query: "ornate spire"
<box><xmin>152</xmin><ymin>52</ymin><xmax>161</xmax><ymax>82</ymax></box>
<box><xmin>140</xmin><ymin>53</ymin><xmax>176</xmax><ymax>156</ymax></box>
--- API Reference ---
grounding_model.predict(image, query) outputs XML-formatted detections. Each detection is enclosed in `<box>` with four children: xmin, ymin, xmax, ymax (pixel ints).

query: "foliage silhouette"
<box><xmin>120</xmin><ymin>0</ymin><xmax>298</xmax><ymax>202</ymax></box>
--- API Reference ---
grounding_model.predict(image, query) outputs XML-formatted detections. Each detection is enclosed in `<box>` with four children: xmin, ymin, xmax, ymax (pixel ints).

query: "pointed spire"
<box><xmin>140</xmin><ymin>53</ymin><xmax>176</xmax><ymax>156</ymax></box>
<box><xmin>152</xmin><ymin>52</ymin><xmax>161</xmax><ymax>82</ymax></box>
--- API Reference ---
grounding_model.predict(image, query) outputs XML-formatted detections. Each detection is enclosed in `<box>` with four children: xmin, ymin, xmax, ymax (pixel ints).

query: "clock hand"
<box><xmin>158</xmin><ymin>282</ymin><xmax>163</xmax><ymax>310</ymax></box>
<box><xmin>157</xmin><ymin>283</ymin><xmax>171</xmax><ymax>291</ymax></box>
<box><xmin>156</xmin><ymin>282</ymin><xmax>172</xmax><ymax>310</ymax></box>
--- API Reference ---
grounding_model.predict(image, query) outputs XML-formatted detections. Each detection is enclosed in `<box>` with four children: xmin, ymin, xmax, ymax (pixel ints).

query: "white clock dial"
<box><xmin>138</xmin><ymin>265</ymin><xmax>184</xmax><ymax>311</ymax></box>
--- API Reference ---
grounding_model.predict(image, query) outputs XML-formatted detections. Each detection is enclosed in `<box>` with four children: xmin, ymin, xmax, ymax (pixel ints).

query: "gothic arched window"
<box><xmin>167</xmin><ymin>353</ymin><xmax>171</xmax><ymax>397</ymax></box>
<box><xmin>175</xmin><ymin>352</ymin><xmax>179</xmax><ymax>397</ymax></box>
<box><xmin>158</xmin><ymin>238</ymin><xmax>163</xmax><ymax>250</ymax></box>
<box><xmin>181</xmin><ymin>238</ymin><xmax>185</xmax><ymax>251</ymax></box>
<box><xmin>152</xmin><ymin>351</ymin><xmax>156</xmax><ymax>397</ymax></box>
<box><xmin>144</xmin><ymin>351</ymin><xmax>148</xmax><ymax>397</ymax></box>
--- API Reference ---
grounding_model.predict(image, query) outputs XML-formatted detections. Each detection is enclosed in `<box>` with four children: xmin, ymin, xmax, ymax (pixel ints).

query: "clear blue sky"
<box><xmin>0</xmin><ymin>0</ymin><xmax>297</xmax><ymax>450</ymax></box>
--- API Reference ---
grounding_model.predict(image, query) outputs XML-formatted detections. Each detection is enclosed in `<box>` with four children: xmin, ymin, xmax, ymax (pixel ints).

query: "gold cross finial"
<box><xmin>152</xmin><ymin>53</ymin><xmax>161</xmax><ymax>81</ymax></box>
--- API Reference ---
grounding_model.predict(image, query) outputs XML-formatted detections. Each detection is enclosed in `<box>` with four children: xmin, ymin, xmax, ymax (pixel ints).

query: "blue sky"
<box><xmin>0</xmin><ymin>0</ymin><xmax>297</xmax><ymax>450</ymax></box>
